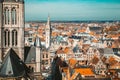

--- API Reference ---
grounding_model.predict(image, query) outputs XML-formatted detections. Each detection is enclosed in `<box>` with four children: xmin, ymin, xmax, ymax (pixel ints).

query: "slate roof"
<box><xmin>24</xmin><ymin>46</ymin><xmax>31</xmax><ymax>61</ymax></box>
<box><xmin>0</xmin><ymin>0</ymin><xmax>2</xmax><ymax>2</ymax></box>
<box><xmin>25</xmin><ymin>46</ymin><xmax>36</xmax><ymax>63</ymax></box>
<box><xmin>25</xmin><ymin>35</ymin><xmax>42</xmax><ymax>63</ymax></box>
<box><xmin>75</xmin><ymin>68</ymin><xmax>95</xmax><ymax>76</ymax></box>
<box><xmin>0</xmin><ymin>48</ymin><xmax>29</xmax><ymax>78</ymax></box>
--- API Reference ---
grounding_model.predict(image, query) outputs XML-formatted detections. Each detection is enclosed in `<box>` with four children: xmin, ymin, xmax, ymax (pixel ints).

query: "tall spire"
<box><xmin>46</xmin><ymin>14</ymin><xmax>50</xmax><ymax>28</ymax></box>
<box><xmin>45</xmin><ymin>15</ymin><xmax>51</xmax><ymax>49</ymax></box>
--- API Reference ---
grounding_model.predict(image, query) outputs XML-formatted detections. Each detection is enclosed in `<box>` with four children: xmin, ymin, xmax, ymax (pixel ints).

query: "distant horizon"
<box><xmin>25</xmin><ymin>0</ymin><xmax>120</xmax><ymax>21</ymax></box>
<box><xmin>25</xmin><ymin>18</ymin><xmax>120</xmax><ymax>22</ymax></box>
<box><xmin>25</xmin><ymin>20</ymin><xmax>120</xmax><ymax>22</ymax></box>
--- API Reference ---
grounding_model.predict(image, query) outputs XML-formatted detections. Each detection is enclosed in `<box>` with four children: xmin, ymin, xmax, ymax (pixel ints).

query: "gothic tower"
<box><xmin>0</xmin><ymin>0</ymin><xmax>24</xmax><ymax>61</ymax></box>
<box><xmin>45</xmin><ymin>15</ymin><xmax>51</xmax><ymax>49</ymax></box>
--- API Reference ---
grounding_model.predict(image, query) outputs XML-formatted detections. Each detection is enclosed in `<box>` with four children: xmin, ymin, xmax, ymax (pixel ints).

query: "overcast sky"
<box><xmin>25</xmin><ymin>0</ymin><xmax>120</xmax><ymax>21</ymax></box>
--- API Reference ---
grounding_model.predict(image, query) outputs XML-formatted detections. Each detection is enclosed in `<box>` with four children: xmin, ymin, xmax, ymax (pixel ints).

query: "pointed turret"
<box><xmin>34</xmin><ymin>36</ymin><xmax>41</xmax><ymax>48</ymax></box>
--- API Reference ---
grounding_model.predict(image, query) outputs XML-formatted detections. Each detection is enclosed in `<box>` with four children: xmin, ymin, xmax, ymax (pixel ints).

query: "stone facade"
<box><xmin>0</xmin><ymin>0</ymin><xmax>24</xmax><ymax>61</ymax></box>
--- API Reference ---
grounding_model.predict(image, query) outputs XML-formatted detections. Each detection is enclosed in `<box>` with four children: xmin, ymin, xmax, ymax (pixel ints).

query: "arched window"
<box><xmin>12</xmin><ymin>30</ymin><xmax>17</xmax><ymax>46</ymax></box>
<box><xmin>4</xmin><ymin>31</ymin><xmax>6</xmax><ymax>46</ymax></box>
<box><xmin>12</xmin><ymin>8</ymin><xmax>17</xmax><ymax>24</ymax></box>
<box><xmin>4</xmin><ymin>7</ymin><xmax>10</xmax><ymax>25</ymax></box>
<box><xmin>4</xmin><ymin>29</ymin><xmax>10</xmax><ymax>46</ymax></box>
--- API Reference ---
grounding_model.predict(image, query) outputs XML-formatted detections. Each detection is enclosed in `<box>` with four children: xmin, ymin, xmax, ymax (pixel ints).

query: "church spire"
<box><xmin>45</xmin><ymin>15</ymin><xmax>51</xmax><ymax>49</ymax></box>
<box><xmin>46</xmin><ymin>14</ymin><xmax>51</xmax><ymax>29</ymax></box>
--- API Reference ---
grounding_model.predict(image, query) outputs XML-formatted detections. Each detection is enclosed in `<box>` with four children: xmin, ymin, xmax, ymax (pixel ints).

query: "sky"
<box><xmin>25</xmin><ymin>0</ymin><xmax>120</xmax><ymax>21</ymax></box>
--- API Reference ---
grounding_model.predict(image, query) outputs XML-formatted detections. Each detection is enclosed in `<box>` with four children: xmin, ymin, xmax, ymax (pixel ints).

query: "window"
<box><xmin>4</xmin><ymin>30</ymin><xmax>6</xmax><ymax>46</ymax></box>
<box><xmin>12</xmin><ymin>30</ymin><xmax>17</xmax><ymax>46</ymax></box>
<box><xmin>46</xmin><ymin>54</ymin><xmax>48</xmax><ymax>58</ymax></box>
<box><xmin>4</xmin><ymin>29</ymin><xmax>10</xmax><ymax>46</ymax></box>
<box><xmin>4</xmin><ymin>7</ymin><xmax>10</xmax><ymax>25</ymax></box>
<box><xmin>12</xmin><ymin>8</ymin><xmax>17</xmax><ymax>24</ymax></box>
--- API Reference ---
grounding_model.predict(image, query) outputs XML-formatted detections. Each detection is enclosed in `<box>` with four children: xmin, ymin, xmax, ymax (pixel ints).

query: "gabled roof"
<box><xmin>64</xmin><ymin>47</ymin><xmax>70</xmax><ymax>54</ymax></box>
<box><xmin>75</xmin><ymin>68</ymin><xmax>94</xmax><ymax>76</ymax></box>
<box><xmin>69</xmin><ymin>58</ymin><xmax>77</xmax><ymax>67</ymax></box>
<box><xmin>0</xmin><ymin>48</ymin><xmax>29</xmax><ymax>78</ymax></box>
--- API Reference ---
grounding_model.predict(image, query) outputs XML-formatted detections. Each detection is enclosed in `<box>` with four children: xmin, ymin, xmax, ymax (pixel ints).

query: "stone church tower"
<box><xmin>45</xmin><ymin>15</ymin><xmax>51</xmax><ymax>49</ymax></box>
<box><xmin>0</xmin><ymin>0</ymin><xmax>24</xmax><ymax>61</ymax></box>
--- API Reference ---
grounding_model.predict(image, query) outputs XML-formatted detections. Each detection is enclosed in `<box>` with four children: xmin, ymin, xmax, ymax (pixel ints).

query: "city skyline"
<box><xmin>25</xmin><ymin>0</ymin><xmax>120</xmax><ymax>21</ymax></box>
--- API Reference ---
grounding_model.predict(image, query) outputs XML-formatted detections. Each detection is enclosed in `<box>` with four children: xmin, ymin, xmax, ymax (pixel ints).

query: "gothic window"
<box><xmin>12</xmin><ymin>8</ymin><xmax>17</xmax><ymax>24</ymax></box>
<box><xmin>4</xmin><ymin>31</ymin><xmax>6</xmax><ymax>46</ymax></box>
<box><xmin>12</xmin><ymin>30</ymin><xmax>17</xmax><ymax>46</ymax></box>
<box><xmin>8</xmin><ymin>31</ymin><xmax>10</xmax><ymax>46</ymax></box>
<box><xmin>4</xmin><ymin>7</ymin><xmax>10</xmax><ymax>25</ymax></box>
<box><xmin>4</xmin><ymin>29</ymin><xmax>10</xmax><ymax>46</ymax></box>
